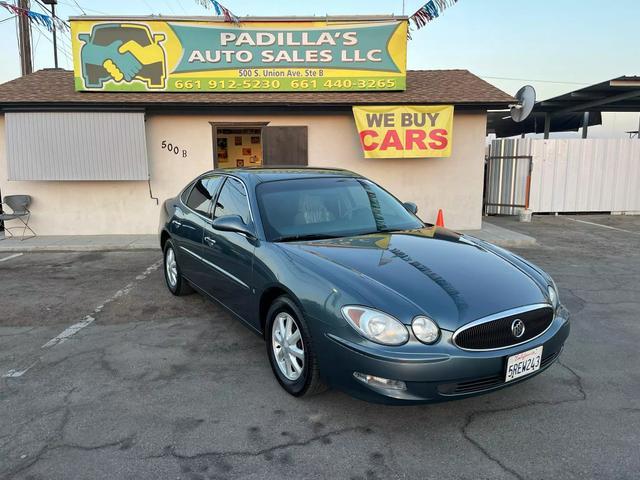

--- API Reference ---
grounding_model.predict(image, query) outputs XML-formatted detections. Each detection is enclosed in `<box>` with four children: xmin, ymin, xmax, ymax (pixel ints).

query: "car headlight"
<box><xmin>548</xmin><ymin>283</ymin><xmax>559</xmax><ymax>309</ymax></box>
<box><xmin>341</xmin><ymin>306</ymin><xmax>409</xmax><ymax>346</ymax></box>
<box><xmin>412</xmin><ymin>316</ymin><xmax>440</xmax><ymax>344</ymax></box>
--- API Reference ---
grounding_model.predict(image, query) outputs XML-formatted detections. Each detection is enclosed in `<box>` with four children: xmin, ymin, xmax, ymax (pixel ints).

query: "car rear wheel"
<box><xmin>266</xmin><ymin>296</ymin><xmax>326</xmax><ymax>397</ymax></box>
<box><xmin>163</xmin><ymin>240</ymin><xmax>193</xmax><ymax>296</ymax></box>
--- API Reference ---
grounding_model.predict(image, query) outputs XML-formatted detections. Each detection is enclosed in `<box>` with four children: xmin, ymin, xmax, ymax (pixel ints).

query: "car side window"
<box><xmin>185</xmin><ymin>176</ymin><xmax>222</xmax><ymax>217</ymax></box>
<box><xmin>214</xmin><ymin>178</ymin><xmax>251</xmax><ymax>225</ymax></box>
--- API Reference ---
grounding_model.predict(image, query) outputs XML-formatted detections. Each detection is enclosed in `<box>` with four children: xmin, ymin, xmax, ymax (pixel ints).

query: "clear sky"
<box><xmin>1</xmin><ymin>0</ymin><xmax>638</xmax><ymax>134</ymax></box>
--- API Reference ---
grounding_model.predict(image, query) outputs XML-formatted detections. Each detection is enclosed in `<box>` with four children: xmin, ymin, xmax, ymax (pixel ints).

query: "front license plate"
<box><xmin>505</xmin><ymin>346</ymin><xmax>543</xmax><ymax>382</ymax></box>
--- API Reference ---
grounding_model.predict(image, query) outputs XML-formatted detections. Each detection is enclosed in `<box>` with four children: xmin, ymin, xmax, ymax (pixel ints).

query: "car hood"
<box><xmin>278</xmin><ymin>227</ymin><xmax>549</xmax><ymax>331</ymax></box>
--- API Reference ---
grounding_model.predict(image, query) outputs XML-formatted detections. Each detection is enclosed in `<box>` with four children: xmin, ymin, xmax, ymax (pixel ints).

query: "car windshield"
<box><xmin>256</xmin><ymin>177</ymin><xmax>424</xmax><ymax>242</ymax></box>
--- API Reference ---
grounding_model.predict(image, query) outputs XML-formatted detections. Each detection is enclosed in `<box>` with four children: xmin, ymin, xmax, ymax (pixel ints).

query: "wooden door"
<box><xmin>262</xmin><ymin>126</ymin><xmax>308</xmax><ymax>166</ymax></box>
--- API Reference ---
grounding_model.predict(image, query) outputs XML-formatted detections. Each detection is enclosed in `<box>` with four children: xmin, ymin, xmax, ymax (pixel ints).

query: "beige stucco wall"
<box><xmin>0</xmin><ymin>110</ymin><xmax>486</xmax><ymax>235</ymax></box>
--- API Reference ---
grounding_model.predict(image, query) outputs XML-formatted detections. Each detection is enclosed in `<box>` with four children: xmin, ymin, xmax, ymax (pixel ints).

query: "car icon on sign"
<box><xmin>78</xmin><ymin>23</ymin><xmax>166</xmax><ymax>90</ymax></box>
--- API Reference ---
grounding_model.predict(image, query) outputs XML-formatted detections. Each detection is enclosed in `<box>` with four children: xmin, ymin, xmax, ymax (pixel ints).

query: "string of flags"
<box><xmin>409</xmin><ymin>0</ymin><xmax>459</xmax><ymax>30</ymax></box>
<box><xmin>0</xmin><ymin>0</ymin><xmax>69</xmax><ymax>32</ymax></box>
<box><xmin>194</xmin><ymin>0</ymin><xmax>240</xmax><ymax>23</ymax></box>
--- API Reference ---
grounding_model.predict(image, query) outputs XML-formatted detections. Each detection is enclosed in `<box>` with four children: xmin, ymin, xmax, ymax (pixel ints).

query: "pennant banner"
<box><xmin>194</xmin><ymin>0</ymin><xmax>240</xmax><ymax>23</ymax></box>
<box><xmin>410</xmin><ymin>0</ymin><xmax>459</xmax><ymax>30</ymax></box>
<box><xmin>0</xmin><ymin>0</ymin><xmax>69</xmax><ymax>32</ymax></box>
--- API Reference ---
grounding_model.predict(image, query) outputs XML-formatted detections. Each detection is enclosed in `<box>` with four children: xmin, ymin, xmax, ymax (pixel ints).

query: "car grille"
<box><xmin>453</xmin><ymin>306</ymin><xmax>554</xmax><ymax>350</ymax></box>
<box><xmin>439</xmin><ymin>349</ymin><xmax>561</xmax><ymax>396</ymax></box>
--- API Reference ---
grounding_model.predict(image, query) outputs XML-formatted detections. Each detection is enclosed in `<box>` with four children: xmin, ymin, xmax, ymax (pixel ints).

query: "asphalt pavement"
<box><xmin>1</xmin><ymin>214</ymin><xmax>639</xmax><ymax>480</ymax></box>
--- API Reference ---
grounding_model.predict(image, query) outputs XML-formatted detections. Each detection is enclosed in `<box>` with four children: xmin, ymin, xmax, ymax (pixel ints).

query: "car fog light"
<box><xmin>412</xmin><ymin>316</ymin><xmax>440</xmax><ymax>344</ymax></box>
<box><xmin>353</xmin><ymin>372</ymin><xmax>407</xmax><ymax>391</ymax></box>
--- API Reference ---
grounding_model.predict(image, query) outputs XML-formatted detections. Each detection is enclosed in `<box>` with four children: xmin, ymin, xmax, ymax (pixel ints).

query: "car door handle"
<box><xmin>204</xmin><ymin>236</ymin><xmax>216</xmax><ymax>246</ymax></box>
<box><xmin>171</xmin><ymin>220</ymin><xmax>182</xmax><ymax>227</ymax></box>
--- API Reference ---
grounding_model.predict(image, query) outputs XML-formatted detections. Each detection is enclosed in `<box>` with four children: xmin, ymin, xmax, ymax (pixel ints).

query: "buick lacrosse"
<box><xmin>159</xmin><ymin>168</ymin><xmax>569</xmax><ymax>404</ymax></box>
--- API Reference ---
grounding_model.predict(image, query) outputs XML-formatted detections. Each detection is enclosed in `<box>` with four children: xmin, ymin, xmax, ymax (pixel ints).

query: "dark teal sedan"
<box><xmin>159</xmin><ymin>168</ymin><xmax>570</xmax><ymax>404</ymax></box>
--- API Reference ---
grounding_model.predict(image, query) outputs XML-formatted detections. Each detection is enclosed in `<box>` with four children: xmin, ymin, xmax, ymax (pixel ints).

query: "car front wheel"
<box><xmin>266</xmin><ymin>296</ymin><xmax>326</xmax><ymax>397</ymax></box>
<box><xmin>163</xmin><ymin>240</ymin><xmax>193</xmax><ymax>296</ymax></box>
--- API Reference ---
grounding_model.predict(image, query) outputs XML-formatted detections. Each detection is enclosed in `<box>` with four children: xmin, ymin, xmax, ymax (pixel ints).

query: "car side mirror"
<box><xmin>212</xmin><ymin>215</ymin><xmax>256</xmax><ymax>239</ymax></box>
<box><xmin>153</xmin><ymin>33</ymin><xmax>166</xmax><ymax>44</ymax></box>
<box><xmin>403</xmin><ymin>202</ymin><xmax>418</xmax><ymax>215</ymax></box>
<box><xmin>78</xmin><ymin>33</ymin><xmax>91</xmax><ymax>44</ymax></box>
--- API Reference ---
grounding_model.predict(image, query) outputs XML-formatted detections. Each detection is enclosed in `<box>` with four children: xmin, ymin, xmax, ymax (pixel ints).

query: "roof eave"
<box><xmin>0</xmin><ymin>101</ymin><xmax>510</xmax><ymax>112</ymax></box>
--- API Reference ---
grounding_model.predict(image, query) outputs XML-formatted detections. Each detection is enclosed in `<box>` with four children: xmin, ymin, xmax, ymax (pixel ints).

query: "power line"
<box><xmin>58</xmin><ymin>0</ymin><xmax>107</xmax><ymax>14</ymax></box>
<box><xmin>480</xmin><ymin>75</ymin><xmax>589</xmax><ymax>86</ymax></box>
<box><xmin>32</xmin><ymin>0</ymin><xmax>70</xmax><ymax>28</ymax></box>
<box><xmin>175</xmin><ymin>0</ymin><xmax>188</xmax><ymax>14</ymax></box>
<box><xmin>32</xmin><ymin>21</ymin><xmax>72</xmax><ymax>65</ymax></box>
<box><xmin>70</xmin><ymin>0</ymin><xmax>86</xmax><ymax>14</ymax></box>
<box><xmin>141</xmin><ymin>0</ymin><xmax>159</xmax><ymax>14</ymax></box>
<box><xmin>161</xmin><ymin>0</ymin><xmax>176</xmax><ymax>14</ymax></box>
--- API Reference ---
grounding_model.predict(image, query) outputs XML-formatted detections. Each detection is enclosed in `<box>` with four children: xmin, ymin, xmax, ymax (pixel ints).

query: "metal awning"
<box><xmin>488</xmin><ymin>75</ymin><xmax>640</xmax><ymax>138</ymax></box>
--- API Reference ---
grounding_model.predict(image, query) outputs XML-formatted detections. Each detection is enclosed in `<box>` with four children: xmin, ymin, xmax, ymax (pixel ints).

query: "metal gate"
<box><xmin>483</xmin><ymin>155</ymin><xmax>532</xmax><ymax>215</ymax></box>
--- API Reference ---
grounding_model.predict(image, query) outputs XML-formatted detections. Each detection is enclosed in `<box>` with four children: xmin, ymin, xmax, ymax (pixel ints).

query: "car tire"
<box><xmin>163</xmin><ymin>240</ymin><xmax>193</xmax><ymax>296</ymax></box>
<box><xmin>266</xmin><ymin>296</ymin><xmax>327</xmax><ymax>397</ymax></box>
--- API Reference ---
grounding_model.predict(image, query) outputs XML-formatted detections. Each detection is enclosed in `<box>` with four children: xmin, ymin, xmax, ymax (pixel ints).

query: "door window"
<box><xmin>185</xmin><ymin>176</ymin><xmax>222</xmax><ymax>217</ymax></box>
<box><xmin>214</xmin><ymin>178</ymin><xmax>251</xmax><ymax>224</ymax></box>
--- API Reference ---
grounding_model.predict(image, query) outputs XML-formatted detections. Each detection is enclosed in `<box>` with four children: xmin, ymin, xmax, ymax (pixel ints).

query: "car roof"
<box><xmin>210</xmin><ymin>167</ymin><xmax>363</xmax><ymax>183</ymax></box>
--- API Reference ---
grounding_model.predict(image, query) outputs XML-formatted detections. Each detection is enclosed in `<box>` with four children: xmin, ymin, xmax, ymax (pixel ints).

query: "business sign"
<box><xmin>70</xmin><ymin>18</ymin><xmax>407</xmax><ymax>92</ymax></box>
<box><xmin>352</xmin><ymin>105</ymin><xmax>454</xmax><ymax>158</ymax></box>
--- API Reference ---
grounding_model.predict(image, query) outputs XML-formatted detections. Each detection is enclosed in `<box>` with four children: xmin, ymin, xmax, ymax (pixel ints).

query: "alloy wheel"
<box><xmin>165</xmin><ymin>247</ymin><xmax>178</xmax><ymax>288</ymax></box>
<box><xmin>271</xmin><ymin>312</ymin><xmax>305</xmax><ymax>381</ymax></box>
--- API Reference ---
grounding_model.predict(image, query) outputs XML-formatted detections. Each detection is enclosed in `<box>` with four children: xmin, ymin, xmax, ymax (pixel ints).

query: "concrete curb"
<box><xmin>0</xmin><ymin>235</ymin><xmax>159</xmax><ymax>253</ymax></box>
<box><xmin>460</xmin><ymin>221</ymin><xmax>536</xmax><ymax>248</ymax></box>
<box><xmin>0</xmin><ymin>245</ymin><xmax>160</xmax><ymax>253</ymax></box>
<box><xmin>1</xmin><ymin>223</ymin><xmax>534</xmax><ymax>253</ymax></box>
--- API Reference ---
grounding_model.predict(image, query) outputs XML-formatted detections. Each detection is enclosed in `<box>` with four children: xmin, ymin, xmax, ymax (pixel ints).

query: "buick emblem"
<box><xmin>511</xmin><ymin>319</ymin><xmax>525</xmax><ymax>338</ymax></box>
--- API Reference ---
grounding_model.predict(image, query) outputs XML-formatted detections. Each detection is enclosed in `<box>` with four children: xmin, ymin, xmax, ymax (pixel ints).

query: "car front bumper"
<box><xmin>316</xmin><ymin>309</ymin><xmax>570</xmax><ymax>405</ymax></box>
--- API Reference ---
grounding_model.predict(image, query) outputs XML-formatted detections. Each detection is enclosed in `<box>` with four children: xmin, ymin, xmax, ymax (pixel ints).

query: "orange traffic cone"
<box><xmin>436</xmin><ymin>209</ymin><xmax>445</xmax><ymax>227</ymax></box>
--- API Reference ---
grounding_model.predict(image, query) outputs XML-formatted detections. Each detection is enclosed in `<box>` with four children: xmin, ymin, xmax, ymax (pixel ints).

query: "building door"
<box><xmin>262</xmin><ymin>126</ymin><xmax>308</xmax><ymax>166</ymax></box>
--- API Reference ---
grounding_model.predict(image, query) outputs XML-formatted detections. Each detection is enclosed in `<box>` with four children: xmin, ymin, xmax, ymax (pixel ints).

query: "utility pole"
<box><xmin>42</xmin><ymin>0</ymin><xmax>58</xmax><ymax>68</ymax></box>
<box><xmin>17</xmin><ymin>0</ymin><xmax>33</xmax><ymax>76</ymax></box>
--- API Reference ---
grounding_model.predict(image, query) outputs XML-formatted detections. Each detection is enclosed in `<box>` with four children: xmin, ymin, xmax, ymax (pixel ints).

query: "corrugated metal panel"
<box><xmin>490</xmin><ymin>138</ymin><xmax>640</xmax><ymax>214</ymax></box>
<box><xmin>485</xmin><ymin>139</ymin><xmax>531</xmax><ymax>215</ymax></box>
<box><xmin>6</xmin><ymin>112</ymin><xmax>148</xmax><ymax>181</ymax></box>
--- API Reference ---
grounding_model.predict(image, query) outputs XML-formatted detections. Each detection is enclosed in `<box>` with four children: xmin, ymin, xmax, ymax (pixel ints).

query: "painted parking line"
<box><xmin>0</xmin><ymin>253</ymin><xmax>23</xmax><ymax>262</ymax></box>
<box><xmin>3</xmin><ymin>361</ymin><xmax>38</xmax><ymax>378</ymax></box>
<box><xmin>41</xmin><ymin>259</ymin><xmax>162</xmax><ymax>349</ymax></box>
<box><xmin>2</xmin><ymin>259</ymin><xmax>162</xmax><ymax>378</ymax></box>
<box><xmin>566</xmin><ymin>217</ymin><xmax>640</xmax><ymax>236</ymax></box>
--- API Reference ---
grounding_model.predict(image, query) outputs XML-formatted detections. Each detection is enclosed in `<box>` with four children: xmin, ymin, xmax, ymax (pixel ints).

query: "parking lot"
<box><xmin>1</xmin><ymin>214</ymin><xmax>639</xmax><ymax>480</ymax></box>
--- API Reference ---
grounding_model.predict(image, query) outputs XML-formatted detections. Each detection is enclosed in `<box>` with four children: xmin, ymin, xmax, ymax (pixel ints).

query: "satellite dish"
<box><xmin>510</xmin><ymin>85</ymin><xmax>536</xmax><ymax>123</ymax></box>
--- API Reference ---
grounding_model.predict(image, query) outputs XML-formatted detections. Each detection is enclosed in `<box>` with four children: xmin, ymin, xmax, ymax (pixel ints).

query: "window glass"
<box><xmin>256</xmin><ymin>177</ymin><xmax>423</xmax><ymax>241</ymax></box>
<box><xmin>185</xmin><ymin>176</ymin><xmax>222</xmax><ymax>217</ymax></box>
<box><xmin>214</xmin><ymin>178</ymin><xmax>251</xmax><ymax>224</ymax></box>
<box><xmin>180</xmin><ymin>181</ymin><xmax>194</xmax><ymax>204</ymax></box>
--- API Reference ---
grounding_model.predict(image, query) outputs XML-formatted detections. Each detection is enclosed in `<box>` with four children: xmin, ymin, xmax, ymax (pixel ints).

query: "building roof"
<box><xmin>536</xmin><ymin>76</ymin><xmax>640</xmax><ymax>114</ymax></box>
<box><xmin>488</xmin><ymin>75</ymin><xmax>640</xmax><ymax>137</ymax></box>
<box><xmin>0</xmin><ymin>69</ymin><xmax>513</xmax><ymax>111</ymax></box>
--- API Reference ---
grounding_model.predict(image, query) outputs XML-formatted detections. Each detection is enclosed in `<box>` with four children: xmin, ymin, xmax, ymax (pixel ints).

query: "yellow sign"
<box><xmin>70</xmin><ymin>18</ymin><xmax>407</xmax><ymax>92</ymax></box>
<box><xmin>352</xmin><ymin>105</ymin><xmax>454</xmax><ymax>158</ymax></box>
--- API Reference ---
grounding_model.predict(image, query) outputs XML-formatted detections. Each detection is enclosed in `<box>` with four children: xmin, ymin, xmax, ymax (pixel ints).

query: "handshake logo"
<box><xmin>79</xmin><ymin>23</ymin><xmax>167</xmax><ymax>89</ymax></box>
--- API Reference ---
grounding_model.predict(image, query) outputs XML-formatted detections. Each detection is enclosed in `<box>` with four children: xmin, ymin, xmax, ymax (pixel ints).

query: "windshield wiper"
<box><xmin>356</xmin><ymin>227</ymin><xmax>405</xmax><ymax>236</ymax></box>
<box><xmin>272</xmin><ymin>233</ymin><xmax>344</xmax><ymax>243</ymax></box>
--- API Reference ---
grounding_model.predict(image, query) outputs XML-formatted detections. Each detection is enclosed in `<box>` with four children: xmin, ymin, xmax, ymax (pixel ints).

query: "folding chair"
<box><xmin>0</xmin><ymin>195</ymin><xmax>36</xmax><ymax>241</ymax></box>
